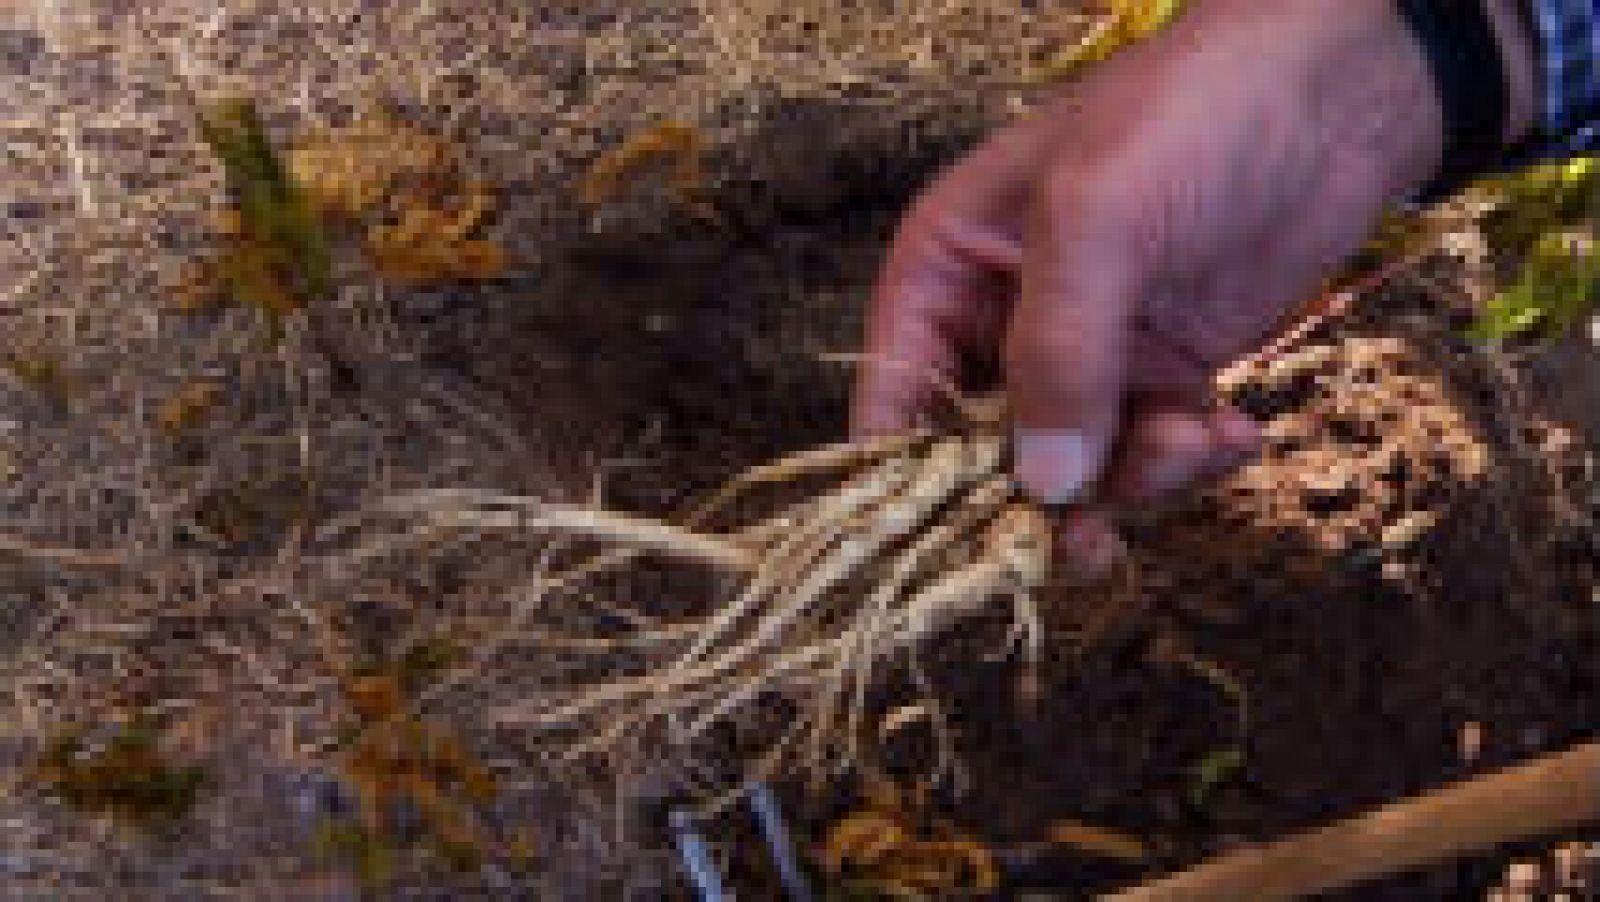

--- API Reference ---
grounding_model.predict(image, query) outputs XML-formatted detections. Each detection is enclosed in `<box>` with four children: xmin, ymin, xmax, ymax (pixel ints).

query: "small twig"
<box><xmin>0</xmin><ymin>533</ymin><xmax>126</xmax><ymax>569</ymax></box>
<box><xmin>1244</xmin><ymin>249</ymin><xmax>1421</xmax><ymax>370</ymax></box>
<box><xmin>1105</xmin><ymin>741</ymin><xmax>1600</xmax><ymax>901</ymax></box>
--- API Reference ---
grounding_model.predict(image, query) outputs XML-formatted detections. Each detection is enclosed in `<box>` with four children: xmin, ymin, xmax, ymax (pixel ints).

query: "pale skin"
<box><xmin>852</xmin><ymin>0</ymin><xmax>1539</xmax><ymax>574</ymax></box>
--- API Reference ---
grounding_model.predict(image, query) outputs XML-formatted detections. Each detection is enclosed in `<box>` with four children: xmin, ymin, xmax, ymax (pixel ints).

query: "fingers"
<box><xmin>848</xmin><ymin>272</ymin><xmax>965</xmax><ymax>438</ymax></box>
<box><xmin>851</xmin><ymin>121</ymin><xmax>1055</xmax><ymax>439</ymax></box>
<box><xmin>1100</xmin><ymin>404</ymin><xmax>1261</xmax><ymax>503</ymax></box>
<box><xmin>849</xmin><ymin>222</ymin><xmax>1019</xmax><ymax>437</ymax></box>
<box><xmin>1055</xmin><ymin>405</ymin><xmax>1260</xmax><ymax>579</ymax></box>
<box><xmin>1201</xmin><ymin>406</ymin><xmax>1264</xmax><ymax>479</ymax></box>
<box><xmin>1006</xmin><ymin>176</ymin><xmax>1142</xmax><ymax>506</ymax></box>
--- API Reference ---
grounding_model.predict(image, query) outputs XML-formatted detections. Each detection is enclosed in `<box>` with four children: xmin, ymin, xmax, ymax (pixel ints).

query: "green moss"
<box><xmin>1470</xmin><ymin>157</ymin><xmax>1600</xmax><ymax>343</ymax></box>
<box><xmin>313</xmin><ymin>821</ymin><xmax>394</xmax><ymax>886</ymax></box>
<box><xmin>5</xmin><ymin>355</ymin><xmax>71</xmax><ymax>404</ymax></box>
<box><xmin>195</xmin><ymin>97</ymin><xmax>334</xmax><ymax>329</ymax></box>
<box><xmin>1471</xmin><ymin>229</ymin><xmax>1600</xmax><ymax>343</ymax></box>
<box><xmin>33</xmin><ymin>719</ymin><xmax>209</xmax><ymax>826</ymax></box>
<box><xmin>1186</xmin><ymin>745</ymin><xmax>1246</xmax><ymax>809</ymax></box>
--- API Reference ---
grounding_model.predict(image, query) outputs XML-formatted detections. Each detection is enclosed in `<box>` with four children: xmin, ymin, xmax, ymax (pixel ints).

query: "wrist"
<box><xmin>1377</xmin><ymin>0</ymin><xmax>1540</xmax><ymax>200</ymax></box>
<box><xmin>1483</xmin><ymin>0</ymin><xmax>1539</xmax><ymax>147</ymax></box>
<box><xmin>1302</xmin><ymin>0</ymin><xmax>1450</xmax><ymax>200</ymax></box>
<box><xmin>1369</xmin><ymin>0</ymin><xmax>1542</xmax><ymax>202</ymax></box>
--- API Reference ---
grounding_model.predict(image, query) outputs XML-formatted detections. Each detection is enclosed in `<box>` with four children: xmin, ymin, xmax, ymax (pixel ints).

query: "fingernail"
<box><xmin>1013</xmin><ymin>428</ymin><xmax>1099</xmax><ymax>505</ymax></box>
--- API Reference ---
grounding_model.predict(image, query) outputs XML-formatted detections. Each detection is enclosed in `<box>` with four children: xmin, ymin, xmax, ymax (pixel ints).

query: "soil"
<box><xmin>459</xmin><ymin>181</ymin><xmax>1600</xmax><ymax>900</ymax></box>
<box><xmin>1</xmin><ymin>1</ymin><xmax>1596</xmax><ymax>899</ymax></box>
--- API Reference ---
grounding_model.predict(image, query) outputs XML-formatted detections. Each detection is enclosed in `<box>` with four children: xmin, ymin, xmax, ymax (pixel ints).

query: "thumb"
<box><xmin>1006</xmin><ymin>185</ymin><xmax>1140</xmax><ymax>506</ymax></box>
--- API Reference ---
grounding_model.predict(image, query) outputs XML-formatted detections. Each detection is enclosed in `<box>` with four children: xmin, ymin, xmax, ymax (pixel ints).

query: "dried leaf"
<box><xmin>820</xmin><ymin>811</ymin><xmax>910</xmax><ymax>875</ymax></box>
<box><xmin>290</xmin><ymin>114</ymin><xmax>455</xmax><ymax>219</ymax></box>
<box><xmin>579</xmin><ymin>120</ymin><xmax>714</xmax><ymax>219</ymax></box>
<box><xmin>878</xmin><ymin>840</ymin><xmax>999</xmax><ymax>896</ymax></box>
<box><xmin>367</xmin><ymin>234</ymin><xmax>506</xmax><ymax>285</ymax></box>
<box><xmin>345</xmin><ymin>674</ymin><xmax>404</xmax><ymax>721</ymax></box>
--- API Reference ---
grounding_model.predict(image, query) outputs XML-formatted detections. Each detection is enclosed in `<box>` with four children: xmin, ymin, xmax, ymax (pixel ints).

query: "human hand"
<box><xmin>853</xmin><ymin>0</ymin><xmax>1533</xmax><ymax>573</ymax></box>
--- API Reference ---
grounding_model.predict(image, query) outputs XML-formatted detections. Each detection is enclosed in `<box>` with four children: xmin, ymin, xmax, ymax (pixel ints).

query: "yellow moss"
<box><xmin>346</xmin><ymin>674</ymin><xmax>406</xmax><ymax>722</ymax></box>
<box><xmin>289</xmin><ymin>111</ymin><xmax>456</xmax><ymax>221</ymax></box>
<box><xmin>313</xmin><ymin>821</ymin><xmax>394</xmax><ymax>886</ymax></box>
<box><xmin>290</xmin><ymin>112</ymin><xmax>508</xmax><ymax>287</ymax></box>
<box><xmin>5</xmin><ymin>355</ymin><xmax>70</xmax><ymax>401</ymax></box>
<box><xmin>505</xmin><ymin>828</ymin><xmax>542</xmax><ymax>871</ymax></box>
<box><xmin>157</xmin><ymin>381</ymin><xmax>221</xmax><ymax>434</ymax></box>
<box><xmin>326</xmin><ymin>647</ymin><xmax>506</xmax><ymax>884</ymax></box>
<box><xmin>817</xmin><ymin>778</ymin><xmax>998</xmax><ymax>898</ymax></box>
<box><xmin>184</xmin><ymin>102</ymin><xmax>507</xmax><ymax>326</ymax></box>
<box><xmin>1476</xmin><ymin>156</ymin><xmax>1599</xmax><ymax>255</ymax></box>
<box><xmin>820</xmin><ymin>811</ymin><xmax>912</xmax><ymax>876</ymax></box>
<box><xmin>367</xmin><ymin>221</ymin><xmax>506</xmax><ymax>285</ymax></box>
<box><xmin>578</xmin><ymin>120</ymin><xmax>717</xmax><ymax>222</ymax></box>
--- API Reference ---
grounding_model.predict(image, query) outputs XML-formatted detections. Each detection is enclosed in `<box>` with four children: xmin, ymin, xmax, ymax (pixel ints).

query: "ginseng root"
<box><xmin>351</xmin><ymin>407</ymin><xmax>1057</xmax><ymax>792</ymax></box>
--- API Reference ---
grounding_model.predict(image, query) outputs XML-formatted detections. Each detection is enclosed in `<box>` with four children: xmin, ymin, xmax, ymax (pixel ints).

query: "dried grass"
<box><xmin>3</xmin><ymin>0</ymin><xmax>1592</xmax><ymax>894</ymax></box>
<box><xmin>0</xmin><ymin>0</ymin><xmax>1109</xmax><ymax>890</ymax></box>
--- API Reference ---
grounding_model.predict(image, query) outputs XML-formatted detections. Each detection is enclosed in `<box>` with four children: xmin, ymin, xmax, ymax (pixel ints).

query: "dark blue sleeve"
<box><xmin>1525</xmin><ymin>0</ymin><xmax>1600</xmax><ymax>156</ymax></box>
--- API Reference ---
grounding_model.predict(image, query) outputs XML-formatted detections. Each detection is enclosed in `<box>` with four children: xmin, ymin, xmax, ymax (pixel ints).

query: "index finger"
<box><xmin>851</xmin><ymin>217</ymin><xmax>1022</xmax><ymax>436</ymax></box>
<box><xmin>850</xmin><ymin>119</ymin><xmax>1052</xmax><ymax>437</ymax></box>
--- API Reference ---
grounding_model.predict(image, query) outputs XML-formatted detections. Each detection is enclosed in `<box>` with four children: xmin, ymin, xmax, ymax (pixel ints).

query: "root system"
<box><xmin>347</xmin><ymin>404</ymin><xmax>1058</xmax><ymax>800</ymax></box>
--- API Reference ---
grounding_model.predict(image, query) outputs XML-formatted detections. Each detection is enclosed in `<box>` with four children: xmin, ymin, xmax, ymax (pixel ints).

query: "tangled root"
<box><xmin>350</xmin><ymin>407</ymin><xmax>1054</xmax><ymax>796</ymax></box>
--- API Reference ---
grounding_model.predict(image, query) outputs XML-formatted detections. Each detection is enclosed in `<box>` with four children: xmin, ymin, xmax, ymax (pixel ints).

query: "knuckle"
<box><xmin>1038</xmin><ymin>162</ymin><xmax>1131</xmax><ymax>227</ymax></box>
<box><xmin>1142</xmin><ymin>412</ymin><xmax>1212</xmax><ymax>460</ymax></box>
